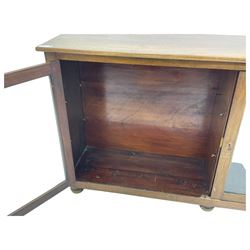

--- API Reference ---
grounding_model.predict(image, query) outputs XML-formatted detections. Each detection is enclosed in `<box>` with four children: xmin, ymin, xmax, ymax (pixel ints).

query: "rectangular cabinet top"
<box><xmin>36</xmin><ymin>34</ymin><xmax>245</xmax><ymax>64</ymax></box>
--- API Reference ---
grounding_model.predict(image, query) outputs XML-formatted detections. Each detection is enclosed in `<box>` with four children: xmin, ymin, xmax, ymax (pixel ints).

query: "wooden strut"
<box><xmin>8</xmin><ymin>181</ymin><xmax>68</xmax><ymax>216</ymax></box>
<box><xmin>4</xmin><ymin>61</ymin><xmax>74</xmax><ymax>216</ymax></box>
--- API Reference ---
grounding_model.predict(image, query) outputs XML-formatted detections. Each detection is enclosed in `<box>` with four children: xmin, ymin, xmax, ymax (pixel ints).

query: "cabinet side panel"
<box><xmin>206</xmin><ymin>71</ymin><xmax>238</xmax><ymax>192</ymax></box>
<box><xmin>60</xmin><ymin>61</ymin><xmax>86</xmax><ymax>165</ymax></box>
<box><xmin>211</xmin><ymin>72</ymin><xmax>246</xmax><ymax>199</ymax></box>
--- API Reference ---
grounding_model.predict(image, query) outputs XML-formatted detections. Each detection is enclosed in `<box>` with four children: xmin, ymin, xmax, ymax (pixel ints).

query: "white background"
<box><xmin>0</xmin><ymin>0</ymin><xmax>249</xmax><ymax>249</ymax></box>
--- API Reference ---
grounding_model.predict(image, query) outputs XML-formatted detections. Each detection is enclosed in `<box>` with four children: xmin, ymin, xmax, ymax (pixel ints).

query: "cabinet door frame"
<box><xmin>4</xmin><ymin>61</ymin><xmax>75</xmax><ymax>215</ymax></box>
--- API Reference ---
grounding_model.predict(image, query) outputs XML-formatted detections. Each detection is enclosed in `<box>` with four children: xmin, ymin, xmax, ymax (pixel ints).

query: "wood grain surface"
<box><xmin>211</xmin><ymin>72</ymin><xmax>246</xmax><ymax>199</ymax></box>
<box><xmin>36</xmin><ymin>34</ymin><xmax>245</xmax><ymax>64</ymax></box>
<box><xmin>76</xmin><ymin>147</ymin><xmax>208</xmax><ymax>197</ymax></box>
<box><xmin>75</xmin><ymin>180</ymin><xmax>245</xmax><ymax>210</ymax></box>
<box><xmin>53</xmin><ymin>53</ymin><xmax>246</xmax><ymax>71</ymax></box>
<box><xmin>206</xmin><ymin>71</ymin><xmax>238</xmax><ymax>192</ymax></box>
<box><xmin>80</xmin><ymin>62</ymin><xmax>224</xmax><ymax>159</ymax></box>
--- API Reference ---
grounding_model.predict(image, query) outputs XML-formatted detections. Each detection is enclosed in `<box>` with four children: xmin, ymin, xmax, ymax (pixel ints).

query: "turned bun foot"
<box><xmin>200</xmin><ymin>205</ymin><xmax>214</xmax><ymax>212</ymax></box>
<box><xmin>70</xmin><ymin>187</ymin><xmax>83</xmax><ymax>194</ymax></box>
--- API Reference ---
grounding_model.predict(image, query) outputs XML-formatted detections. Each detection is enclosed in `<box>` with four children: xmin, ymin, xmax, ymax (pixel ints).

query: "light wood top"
<box><xmin>36</xmin><ymin>34</ymin><xmax>245</xmax><ymax>63</ymax></box>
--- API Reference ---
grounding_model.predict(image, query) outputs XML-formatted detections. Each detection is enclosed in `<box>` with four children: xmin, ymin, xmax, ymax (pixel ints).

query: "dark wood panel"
<box><xmin>206</xmin><ymin>71</ymin><xmax>238</xmax><ymax>192</ymax></box>
<box><xmin>80</xmin><ymin>62</ymin><xmax>221</xmax><ymax>158</ymax></box>
<box><xmin>76</xmin><ymin>147</ymin><xmax>209</xmax><ymax>197</ymax></box>
<box><xmin>60</xmin><ymin>61</ymin><xmax>86</xmax><ymax>165</ymax></box>
<box><xmin>86</xmin><ymin>121</ymin><xmax>209</xmax><ymax>158</ymax></box>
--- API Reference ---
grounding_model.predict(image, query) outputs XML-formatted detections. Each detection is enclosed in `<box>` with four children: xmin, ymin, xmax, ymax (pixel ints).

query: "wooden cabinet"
<box><xmin>5</xmin><ymin>35</ymin><xmax>246</xmax><ymax>215</ymax></box>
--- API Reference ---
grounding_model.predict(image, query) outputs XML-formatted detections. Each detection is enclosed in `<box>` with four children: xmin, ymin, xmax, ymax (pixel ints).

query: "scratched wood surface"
<box><xmin>80</xmin><ymin>62</ymin><xmax>224</xmax><ymax>159</ymax></box>
<box><xmin>76</xmin><ymin>147</ymin><xmax>209</xmax><ymax>197</ymax></box>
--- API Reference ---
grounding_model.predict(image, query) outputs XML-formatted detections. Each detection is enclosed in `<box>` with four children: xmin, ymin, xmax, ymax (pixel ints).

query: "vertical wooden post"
<box><xmin>49</xmin><ymin>60</ymin><xmax>76</xmax><ymax>185</ymax></box>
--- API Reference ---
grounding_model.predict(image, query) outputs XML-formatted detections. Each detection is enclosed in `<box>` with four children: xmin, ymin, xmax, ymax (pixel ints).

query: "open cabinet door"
<box><xmin>4</xmin><ymin>61</ymin><xmax>74</xmax><ymax>216</ymax></box>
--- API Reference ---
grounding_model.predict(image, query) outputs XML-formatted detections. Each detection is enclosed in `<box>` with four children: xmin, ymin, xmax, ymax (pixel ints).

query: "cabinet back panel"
<box><xmin>79</xmin><ymin>62</ymin><xmax>223</xmax><ymax>158</ymax></box>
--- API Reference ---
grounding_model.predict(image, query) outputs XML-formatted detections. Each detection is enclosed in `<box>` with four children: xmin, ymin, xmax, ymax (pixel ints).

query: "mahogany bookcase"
<box><xmin>4</xmin><ymin>35</ymin><xmax>246</xmax><ymax>215</ymax></box>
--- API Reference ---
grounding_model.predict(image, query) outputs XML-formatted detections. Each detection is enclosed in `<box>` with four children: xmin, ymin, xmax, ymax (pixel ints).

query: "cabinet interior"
<box><xmin>60</xmin><ymin>60</ymin><xmax>238</xmax><ymax>197</ymax></box>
